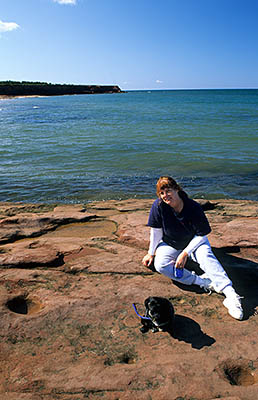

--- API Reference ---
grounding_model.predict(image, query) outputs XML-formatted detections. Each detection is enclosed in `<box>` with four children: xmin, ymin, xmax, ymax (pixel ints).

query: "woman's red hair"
<box><xmin>156</xmin><ymin>176</ymin><xmax>182</xmax><ymax>197</ymax></box>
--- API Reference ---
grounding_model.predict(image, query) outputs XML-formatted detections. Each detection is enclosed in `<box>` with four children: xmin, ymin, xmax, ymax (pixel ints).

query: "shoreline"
<box><xmin>0</xmin><ymin>95</ymin><xmax>46</xmax><ymax>100</ymax></box>
<box><xmin>0</xmin><ymin>196</ymin><xmax>258</xmax><ymax>206</ymax></box>
<box><xmin>0</xmin><ymin>93</ymin><xmax>121</xmax><ymax>100</ymax></box>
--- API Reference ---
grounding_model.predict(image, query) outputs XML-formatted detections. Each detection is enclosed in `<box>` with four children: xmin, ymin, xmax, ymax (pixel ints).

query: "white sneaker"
<box><xmin>199</xmin><ymin>278</ymin><xmax>216</xmax><ymax>294</ymax></box>
<box><xmin>223</xmin><ymin>295</ymin><xmax>243</xmax><ymax>320</ymax></box>
<box><xmin>199</xmin><ymin>273</ymin><xmax>222</xmax><ymax>293</ymax></box>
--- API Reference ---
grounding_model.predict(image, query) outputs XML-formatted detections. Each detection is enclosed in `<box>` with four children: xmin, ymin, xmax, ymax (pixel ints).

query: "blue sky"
<box><xmin>1</xmin><ymin>0</ymin><xmax>258</xmax><ymax>90</ymax></box>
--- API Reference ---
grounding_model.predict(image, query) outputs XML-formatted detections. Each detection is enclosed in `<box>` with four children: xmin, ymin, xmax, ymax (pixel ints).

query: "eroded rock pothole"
<box><xmin>216</xmin><ymin>359</ymin><xmax>258</xmax><ymax>386</ymax></box>
<box><xmin>104</xmin><ymin>350</ymin><xmax>137</xmax><ymax>366</ymax></box>
<box><xmin>6</xmin><ymin>295</ymin><xmax>43</xmax><ymax>315</ymax></box>
<box><xmin>41</xmin><ymin>220</ymin><xmax>117</xmax><ymax>239</ymax></box>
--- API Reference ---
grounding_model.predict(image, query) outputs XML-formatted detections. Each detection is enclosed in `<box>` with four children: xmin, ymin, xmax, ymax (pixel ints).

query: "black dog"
<box><xmin>140</xmin><ymin>296</ymin><xmax>174</xmax><ymax>334</ymax></box>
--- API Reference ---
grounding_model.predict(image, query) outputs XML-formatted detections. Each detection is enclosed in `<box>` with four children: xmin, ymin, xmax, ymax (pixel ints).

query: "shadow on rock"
<box><xmin>213</xmin><ymin>247</ymin><xmax>258</xmax><ymax>320</ymax></box>
<box><xmin>172</xmin><ymin>247</ymin><xmax>258</xmax><ymax>320</ymax></box>
<box><xmin>170</xmin><ymin>314</ymin><xmax>216</xmax><ymax>350</ymax></box>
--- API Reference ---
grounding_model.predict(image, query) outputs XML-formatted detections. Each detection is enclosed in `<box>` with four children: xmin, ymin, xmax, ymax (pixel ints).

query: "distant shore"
<box><xmin>0</xmin><ymin>95</ymin><xmax>46</xmax><ymax>100</ymax></box>
<box><xmin>0</xmin><ymin>81</ymin><xmax>123</xmax><ymax>98</ymax></box>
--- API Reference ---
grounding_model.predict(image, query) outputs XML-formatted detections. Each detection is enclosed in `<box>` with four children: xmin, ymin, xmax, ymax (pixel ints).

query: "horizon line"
<box><xmin>123</xmin><ymin>87</ymin><xmax>258</xmax><ymax>91</ymax></box>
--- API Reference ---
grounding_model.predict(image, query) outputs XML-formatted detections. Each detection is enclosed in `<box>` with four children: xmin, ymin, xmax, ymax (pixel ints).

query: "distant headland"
<box><xmin>0</xmin><ymin>81</ymin><xmax>123</xmax><ymax>98</ymax></box>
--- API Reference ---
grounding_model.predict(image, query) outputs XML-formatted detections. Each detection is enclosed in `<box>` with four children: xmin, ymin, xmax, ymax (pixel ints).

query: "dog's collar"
<box><xmin>132</xmin><ymin>303</ymin><xmax>152</xmax><ymax>320</ymax></box>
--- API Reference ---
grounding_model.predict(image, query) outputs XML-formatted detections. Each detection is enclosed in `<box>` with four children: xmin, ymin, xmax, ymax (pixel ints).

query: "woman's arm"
<box><xmin>184</xmin><ymin>235</ymin><xmax>207</xmax><ymax>255</ymax></box>
<box><xmin>142</xmin><ymin>227</ymin><xmax>163</xmax><ymax>267</ymax></box>
<box><xmin>175</xmin><ymin>235</ymin><xmax>207</xmax><ymax>269</ymax></box>
<box><xmin>148</xmin><ymin>227</ymin><xmax>163</xmax><ymax>255</ymax></box>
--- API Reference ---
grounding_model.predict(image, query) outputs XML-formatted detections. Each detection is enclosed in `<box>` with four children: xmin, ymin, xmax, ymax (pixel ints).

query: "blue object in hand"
<box><xmin>175</xmin><ymin>267</ymin><xmax>184</xmax><ymax>278</ymax></box>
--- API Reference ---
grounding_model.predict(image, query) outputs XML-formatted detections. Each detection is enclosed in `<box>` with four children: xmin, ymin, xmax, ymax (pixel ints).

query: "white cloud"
<box><xmin>53</xmin><ymin>0</ymin><xmax>77</xmax><ymax>4</ymax></box>
<box><xmin>156</xmin><ymin>80</ymin><xmax>163</xmax><ymax>84</ymax></box>
<box><xmin>0</xmin><ymin>20</ymin><xmax>20</xmax><ymax>33</ymax></box>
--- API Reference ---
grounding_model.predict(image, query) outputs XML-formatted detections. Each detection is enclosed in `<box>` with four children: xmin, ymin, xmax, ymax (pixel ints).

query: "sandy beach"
<box><xmin>0</xmin><ymin>198</ymin><xmax>257</xmax><ymax>399</ymax></box>
<box><xmin>0</xmin><ymin>95</ymin><xmax>46</xmax><ymax>100</ymax></box>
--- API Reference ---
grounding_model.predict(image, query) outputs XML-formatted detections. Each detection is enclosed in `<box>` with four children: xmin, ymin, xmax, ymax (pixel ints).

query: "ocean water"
<box><xmin>0</xmin><ymin>89</ymin><xmax>257</xmax><ymax>204</ymax></box>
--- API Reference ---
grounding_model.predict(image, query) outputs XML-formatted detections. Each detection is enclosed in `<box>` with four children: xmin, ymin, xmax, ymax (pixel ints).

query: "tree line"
<box><xmin>0</xmin><ymin>81</ymin><xmax>122</xmax><ymax>96</ymax></box>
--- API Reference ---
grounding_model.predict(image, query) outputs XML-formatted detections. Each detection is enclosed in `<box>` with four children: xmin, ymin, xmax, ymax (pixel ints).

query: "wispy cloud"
<box><xmin>0</xmin><ymin>20</ymin><xmax>20</xmax><ymax>33</ymax></box>
<box><xmin>156</xmin><ymin>80</ymin><xmax>163</xmax><ymax>84</ymax></box>
<box><xmin>53</xmin><ymin>0</ymin><xmax>77</xmax><ymax>4</ymax></box>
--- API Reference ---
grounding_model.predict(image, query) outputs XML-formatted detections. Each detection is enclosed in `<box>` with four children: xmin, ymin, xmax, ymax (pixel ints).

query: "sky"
<box><xmin>1</xmin><ymin>0</ymin><xmax>258</xmax><ymax>90</ymax></box>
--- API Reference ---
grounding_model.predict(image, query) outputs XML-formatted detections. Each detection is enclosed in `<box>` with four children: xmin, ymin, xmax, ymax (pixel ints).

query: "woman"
<box><xmin>142</xmin><ymin>176</ymin><xmax>243</xmax><ymax>320</ymax></box>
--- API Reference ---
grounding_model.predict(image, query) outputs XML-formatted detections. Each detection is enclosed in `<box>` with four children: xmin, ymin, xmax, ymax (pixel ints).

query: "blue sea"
<box><xmin>0</xmin><ymin>89</ymin><xmax>257</xmax><ymax>204</ymax></box>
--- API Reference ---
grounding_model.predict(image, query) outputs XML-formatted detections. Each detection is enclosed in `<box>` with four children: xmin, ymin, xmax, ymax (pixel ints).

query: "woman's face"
<box><xmin>159</xmin><ymin>187</ymin><xmax>181</xmax><ymax>209</ymax></box>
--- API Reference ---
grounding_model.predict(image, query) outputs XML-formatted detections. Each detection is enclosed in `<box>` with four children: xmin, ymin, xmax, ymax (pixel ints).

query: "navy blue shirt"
<box><xmin>147</xmin><ymin>194</ymin><xmax>211</xmax><ymax>250</ymax></box>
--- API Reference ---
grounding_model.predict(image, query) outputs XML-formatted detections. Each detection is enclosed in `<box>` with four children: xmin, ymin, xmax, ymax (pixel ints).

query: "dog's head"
<box><xmin>145</xmin><ymin>297</ymin><xmax>166</xmax><ymax>326</ymax></box>
<box><xmin>144</xmin><ymin>296</ymin><xmax>174</xmax><ymax>332</ymax></box>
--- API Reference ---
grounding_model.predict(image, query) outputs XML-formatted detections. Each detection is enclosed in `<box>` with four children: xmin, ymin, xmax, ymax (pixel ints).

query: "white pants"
<box><xmin>154</xmin><ymin>237</ymin><xmax>232</xmax><ymax>293</ymax></box>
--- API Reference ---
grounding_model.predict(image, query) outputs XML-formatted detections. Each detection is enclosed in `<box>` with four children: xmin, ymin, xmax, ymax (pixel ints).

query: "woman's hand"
<box><xmin>175</xmin><ymin>251</ymin><xmax>188</xmax><ymax>269</ymax></box>
<box><xmin>142</xmin><ymin>253</ymin><xmax>154</xmax><ymax>267</ymax></box>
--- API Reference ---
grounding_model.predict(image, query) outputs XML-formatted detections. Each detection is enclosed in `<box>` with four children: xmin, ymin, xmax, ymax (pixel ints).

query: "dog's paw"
<box><xmin>140</xmin><ymin>326</ymin><xmax>149</xmax><ymax>333</ymax></box>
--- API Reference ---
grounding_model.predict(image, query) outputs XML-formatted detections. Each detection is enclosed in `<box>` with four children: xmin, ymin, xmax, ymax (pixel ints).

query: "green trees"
<box><xmin>0</xmin><ymin>81</ymin><xmax>122</xmax><ymax>96</ymax></box>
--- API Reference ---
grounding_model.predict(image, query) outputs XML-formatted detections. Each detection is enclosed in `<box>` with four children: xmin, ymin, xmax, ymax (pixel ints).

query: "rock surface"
<box><xmin>0</xmin><ymin>198</ymin><xmax>257</xmax><ymax>400</ymax></box>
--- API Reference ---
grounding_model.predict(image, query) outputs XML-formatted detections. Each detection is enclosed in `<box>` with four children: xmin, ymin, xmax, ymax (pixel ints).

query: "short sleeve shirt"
<box><xmin>147</xmin><ymin>195</ymin><xmax>211</xmax><ymax>250</ymax></box>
